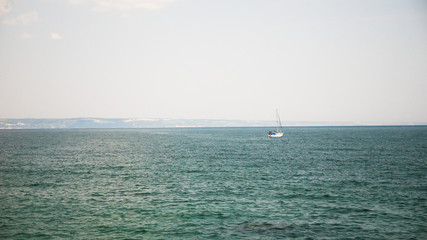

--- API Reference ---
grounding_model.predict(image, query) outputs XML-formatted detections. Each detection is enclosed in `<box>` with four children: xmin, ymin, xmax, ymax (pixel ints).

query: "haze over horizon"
<box><xmin>1</xmin><ymin>0</ymin><xmax>426</xmax><ymax>124</ymax></box>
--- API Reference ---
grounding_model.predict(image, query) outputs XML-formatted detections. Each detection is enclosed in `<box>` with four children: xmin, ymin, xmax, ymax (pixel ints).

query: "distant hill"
<box><xmin>0</xmin><ymin>118</ymin><xmax>275</xmax><ymax>129</ymax></box>
<box><xmin>1</xmin><ymin>118</ymin><xmax>425</xmax><ymax>129</ymax></box>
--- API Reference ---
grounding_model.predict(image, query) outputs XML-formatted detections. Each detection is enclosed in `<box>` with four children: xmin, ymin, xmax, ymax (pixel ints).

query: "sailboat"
<box><xmin>268</xmin><ymin>109</ymin><xmax>284</xmax><ymax>138</ymax></box>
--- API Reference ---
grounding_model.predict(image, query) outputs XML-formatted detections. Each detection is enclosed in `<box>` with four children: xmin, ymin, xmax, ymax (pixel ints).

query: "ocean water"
<box><xmin>0</xmin><ymin>126</ymin><xmax>426</xmax><ymax>239</ymax></box>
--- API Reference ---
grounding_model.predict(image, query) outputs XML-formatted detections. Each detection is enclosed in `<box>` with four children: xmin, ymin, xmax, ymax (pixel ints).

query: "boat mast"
<box><xmin>276</xmin><ymin>108</ymin><xmax>282</xmax><ymax>132</ymax></box>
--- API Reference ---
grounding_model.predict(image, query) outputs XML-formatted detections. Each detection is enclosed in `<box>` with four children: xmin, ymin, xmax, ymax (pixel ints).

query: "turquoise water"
<box><xmin>0</xmin><ymin>127</ymin><xmax>426</xmax><ymax>239</ymax></box>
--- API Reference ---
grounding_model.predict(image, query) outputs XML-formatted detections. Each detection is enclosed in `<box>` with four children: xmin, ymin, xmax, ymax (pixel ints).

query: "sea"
<box><xmin>0</xmin><ymin>126</ymin><xmax>426</xmax><ymax>239</ymax></box>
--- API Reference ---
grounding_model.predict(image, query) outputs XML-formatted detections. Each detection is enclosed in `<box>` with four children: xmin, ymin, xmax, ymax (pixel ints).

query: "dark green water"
<box><xmin>0</xmin><ymin>127</ymin><xmax>426</xmax><ymax>239</ymax></box>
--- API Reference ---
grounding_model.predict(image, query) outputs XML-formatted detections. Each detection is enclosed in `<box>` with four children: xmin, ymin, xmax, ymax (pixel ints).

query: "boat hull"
<box><xmin>268</xmin><ymin>132</ymin><xmax>283</xmax><ymax>138</ymax></box>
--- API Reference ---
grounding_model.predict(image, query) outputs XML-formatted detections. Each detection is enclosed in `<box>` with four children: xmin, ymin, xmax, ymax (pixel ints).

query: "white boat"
<box><xmin>268</xmin><ymin>109</ymin><xmax>284</xmax><ymax>138</ymax></box>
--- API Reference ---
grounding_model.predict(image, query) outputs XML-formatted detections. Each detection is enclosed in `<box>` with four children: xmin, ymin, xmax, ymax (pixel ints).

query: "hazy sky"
<box><xmin>1</xmin><ymin>0</ymin><xmax>426</xmax><ymax>123</ymax></box>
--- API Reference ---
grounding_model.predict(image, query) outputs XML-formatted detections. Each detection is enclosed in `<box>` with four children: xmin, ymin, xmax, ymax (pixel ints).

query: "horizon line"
<box><xmin>0</xmin><ymin>117</ymin><xmax>426</xmax><ymax>130</ymax></box>
<box><xmin>1</xmin><ymin>125</ymin><xmax>427</xmax><ymax>131</ymax></box>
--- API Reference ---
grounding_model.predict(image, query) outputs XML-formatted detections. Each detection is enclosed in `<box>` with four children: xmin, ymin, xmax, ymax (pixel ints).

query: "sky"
<box><xmin>1</xmin><ymin>0</ymin><xmax>426</xmax><ymax>123</ymax></box>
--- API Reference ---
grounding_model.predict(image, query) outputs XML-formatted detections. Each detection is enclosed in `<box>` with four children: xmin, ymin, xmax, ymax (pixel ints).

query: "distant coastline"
<box><xmin>1</xmin><ymin>118</ymin><xmax>426</xmax><ymax>129</ymax></box>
